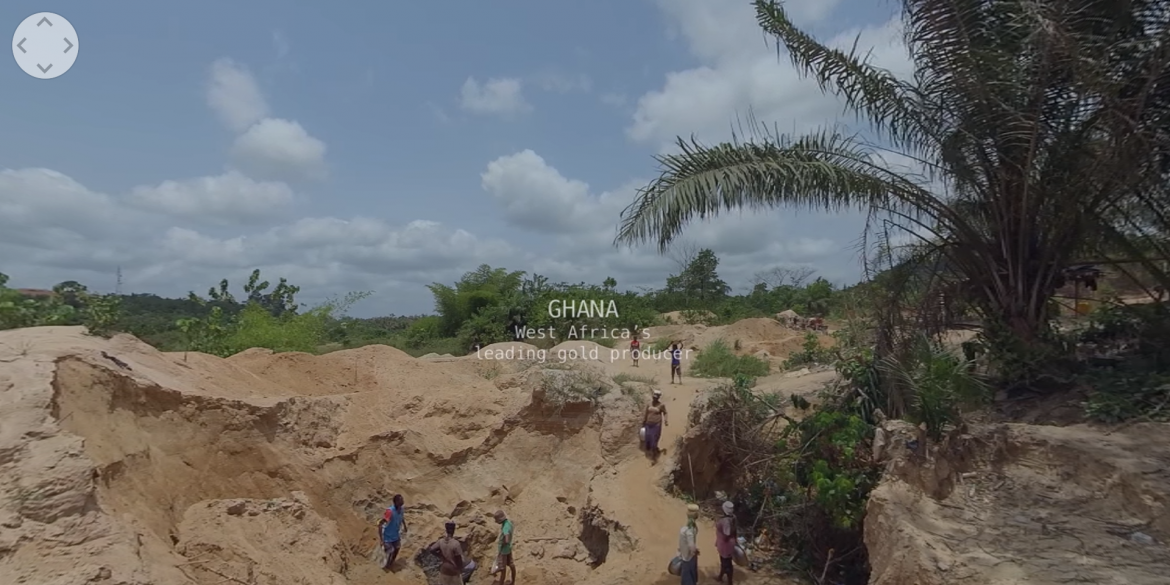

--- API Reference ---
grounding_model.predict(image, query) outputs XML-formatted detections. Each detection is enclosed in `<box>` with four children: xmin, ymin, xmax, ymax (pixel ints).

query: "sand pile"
<box><xmin>176</xmin><ymin>493</ymin><xmax>348</xmax><ymax>585</ymax></box>
<box><xmin>660</xmin><ymin>310</ymin><xmax>715</xmax><ymax>325</ymax></box>
<box><xmin>0</xmin><ymin>326</ymin><xmax>649</xmax><ymax>585</ymax></box>
<box><xmin>867</xmin><ymin>420</ymin><xmax>1170</xmax><ymax>585</ymax></box>
<box><xmin>647</xmin><ymin>317</ymin><xmax>832</xmax><ymax>364</ymax></box>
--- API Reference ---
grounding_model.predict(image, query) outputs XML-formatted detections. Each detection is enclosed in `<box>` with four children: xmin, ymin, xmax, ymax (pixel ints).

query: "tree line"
<box><xmin>0</xmin><ymin>247</ymin><xmax>845</xmax><ymax>357</ymax></box>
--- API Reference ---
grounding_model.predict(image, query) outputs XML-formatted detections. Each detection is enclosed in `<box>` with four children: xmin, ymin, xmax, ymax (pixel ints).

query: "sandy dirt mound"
<box><xmin>660</xmin><ymin>310</ymin><xmax>715</xmax><ymax>324</ymax></box>
<box><xmin>867</xmin><ymin>420</ymin><xmax>1170</xmax><ymax>585</ymax></box>
<box><xmin>2</xmin><ymin>326</ymin><xmax>678</xmax><ymax>585</ymax></box>
<box><xmin>176</xmin><ymin>493</ymin><xmax>348</xmax><ymax>585</ymax></box>
<box><xmin>647</xmin><ymin>317</ymin><xmax>832</xmax><ymax>368</ymax></box>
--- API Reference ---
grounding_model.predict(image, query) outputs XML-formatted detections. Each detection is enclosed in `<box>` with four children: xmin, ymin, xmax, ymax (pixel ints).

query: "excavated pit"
<box><xmin>1</xmin><ymin>329</ymin><xmax>645</xmax><ymax>585</ymax></box>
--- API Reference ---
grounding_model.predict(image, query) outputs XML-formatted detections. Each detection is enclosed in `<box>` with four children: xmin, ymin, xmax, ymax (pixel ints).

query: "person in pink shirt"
<box><xmin>715</xmin><ymin>501</ymin><xmax>738</xmax><ymax>584</ymax></box>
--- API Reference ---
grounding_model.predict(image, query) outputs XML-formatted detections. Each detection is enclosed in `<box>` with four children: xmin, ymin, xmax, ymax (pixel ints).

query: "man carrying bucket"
<box><xmin>715</xmin><ymin>501</ymin><xmax>738</xmax><ymax>584</ymax></box>
<box><xmin>642</xmin><ymin>389</ymin><xmax>668</xmax><ymax>463</ymax></box>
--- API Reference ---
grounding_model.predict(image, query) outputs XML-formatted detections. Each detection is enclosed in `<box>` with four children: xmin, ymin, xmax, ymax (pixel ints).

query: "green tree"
<box><xmin>205</xmin><ymin>269</ymin><xmax>300</xmax><ymax>316</ymax></box>
<box><xmin>666</xmin><ymin>248</ymin><xmax>731</xmax><ymax>306</ymax></box>
<box><xmin>617</xmin><ymin>0</ymin><xmax>1170</xmax><ymax>385</ymax></box>
<box><xmin>427</xmin><ymin>265</ymin><xmax>526</xmax><ymax>339</ymax></box>
<box><xmin>52</xmin><ymin>280</ymin><xmax>89</xmax><ymax>308</ymax></box>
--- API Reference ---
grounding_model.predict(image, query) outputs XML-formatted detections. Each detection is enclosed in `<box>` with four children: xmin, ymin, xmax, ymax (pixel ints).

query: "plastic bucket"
<box><xmin>733</xmin><ymin>545</ymin><xmax>749</xmax><ymax>566</ymax></box>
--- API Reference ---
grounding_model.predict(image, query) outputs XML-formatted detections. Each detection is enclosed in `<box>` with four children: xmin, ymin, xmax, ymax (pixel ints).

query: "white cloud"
<box><xmin>127</xmin><ymin>171</ymin><xmax>296</xmax><ymax>225</ymax></box>
<box><xmin>230</xmin><ymin>118</ymin><xmax>328</xmax><ymax>182</ymax></box>
<box><xmin>0</xmin><ymin>167</ymin><xmax>520</xmax><ymax>312</ymax></box>
<box><xmin>205</xmin><ymin>58</ymin><xmax>328</xmax><ymax>182</ymax></box>
<box><xmin>206</xmin><ymin>59</ymin><xmax>269</xmax><ymax>133</ymax></box>
<box><xmin>630</xmin><ymin>0</ymin><xmax>910</xmax><ymax>150</ymax></box>
<box><xmin>478</xmin><ymin>150</ymin><xmax>857</xmax><ymax>292</ymax></box>
<box><xmin>481</xmin><ymin>150</ymin><xmax>627</xmax><ymax>234</ymax></box>
<box><xmin>459</xmin><ymin>77</ymin><xmax>531</xmax><ymax>115</ymax></box>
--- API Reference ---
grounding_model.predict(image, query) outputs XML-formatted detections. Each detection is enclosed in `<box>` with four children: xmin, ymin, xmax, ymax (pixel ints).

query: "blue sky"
<box><xmin>2</xmin><ymin>0</ymin><xmax>908</xmax><ymax>316</ymax></box>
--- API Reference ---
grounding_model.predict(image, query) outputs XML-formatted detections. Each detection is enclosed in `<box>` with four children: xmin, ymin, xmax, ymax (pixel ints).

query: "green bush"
<box><xmin>751</xmin><ymin>407</ymin><xmax>879</xmax><ymax>583</ymax></box>
<box><xmin>690</xmin><ymin>339</ymin><xmax>769</xmax><ymax>378</ymax></box>
<box><xmin>698</xmin><ymin>373</ymin><xmax>877</xmax><ymax>583</ymax></box>
<box><xmin>1082</xmin><ymin>371</ymin><xmax>1170</xmax><ymax>423</ymax></box>
<box><xmin>403</xmin><ymin>315</ymin><xmax>443</xmax><ymax>348</ymax></box>
<box><xmin>782</xmin><ymin>332</ymin><xmax>833</xmax><ymax>370</ymax></box>
<box><xmin>878</xmin><ymin>336</ymin><xmax>988</xmax><ymax>440</ymax></box>
<box><xmin>226</xmin><ymin>304</ymin><xmax>331</xmax><ymax>354</ymax></box>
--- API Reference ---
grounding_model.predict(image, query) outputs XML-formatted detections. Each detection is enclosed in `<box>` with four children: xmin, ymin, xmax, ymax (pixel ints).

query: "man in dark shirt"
<box><xmin>428</xmin><ymin>520</ymin><xmax>465</xmax><ymax>585</ymax></box>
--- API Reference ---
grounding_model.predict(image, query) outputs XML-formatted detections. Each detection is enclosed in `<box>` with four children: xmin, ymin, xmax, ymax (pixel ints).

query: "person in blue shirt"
<box><xmin>377</xmin><ymin>494</ymin><xmax>408</xmax><ymax>570</ymax></box>
<box><xmin>670</xmin><ymin>343</ymin><xmax>683</xmax><ymax>384</ymax></box>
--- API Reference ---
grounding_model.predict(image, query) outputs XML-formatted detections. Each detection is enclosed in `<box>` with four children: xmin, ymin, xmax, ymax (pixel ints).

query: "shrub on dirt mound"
<box><xmin>674</xmin><ymin>373</ymin><xmax>879</xmax><ymax>584</ymax></box>
<box><xmin>529</xmin><ymin>367</ymin><xmax>614</xmax><ymax>405</ymax></box>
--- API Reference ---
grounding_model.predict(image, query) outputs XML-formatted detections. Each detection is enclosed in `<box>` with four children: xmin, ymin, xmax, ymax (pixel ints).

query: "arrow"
<box><xmin>37</xmin><ymin>63</ymin><xmax>52</xmax><ymax>73</ymax></box>
<box><xmin>16</xmin><ymin>38</ymin><xmax>26</xmax><ymax>53</ymax></box>
<box><xmin>37</xmin><ymin>17</ymin><xmax>52</xmax><ymax>27</ymax></box>
<box><xmin>63</xmin><ymin>38</ymin><xmax>73</xmax><ymax>53</ymax></box>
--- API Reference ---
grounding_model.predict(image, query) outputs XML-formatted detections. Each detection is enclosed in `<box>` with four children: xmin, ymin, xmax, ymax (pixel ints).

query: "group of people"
<box><xmin>375</xmin><ymin>335</ymin><xmax>730</xmax><ymax>583</ymax></box>
<box><xmin>378</xmin><ymin>495</ymin><xmax>516</xmax><ymax>585</ymax></box>
<box><xmin>630</xmin><ymin>338</ymin><xmax>740</xmax><ymax>584</ymax></box>
<box><xmin>678</xmin><ymin>501</ymin><xmax>740</xmax><ymax>585</ymax></box>
<box><xmin>628</xmin><ymin>337</ymin><xmax>685</xmax><ymax>384</ymax></box>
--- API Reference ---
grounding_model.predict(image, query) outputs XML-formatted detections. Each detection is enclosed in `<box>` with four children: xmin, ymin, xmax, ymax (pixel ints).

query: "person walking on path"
<box><xmin>428</xmin><ymin>520</ymin><xmax>466</xmax><ymax>585</ymax></box>
<box><xmin>643</xmin><ymin>390</ymin><xmax>668</xmax><ymax>463</ymax></box>
<box><xmin>377</xmin><ymin>494</ymin><xmax>408</xmax><ymax>570</ymax></box>
<box><xmin>715</xmin><ymin>501</ymin><xmax>738</xmax><ymax>584</ymax></box>
<box><xmin>670</xmin><ymin>343</ymin><xmax>683</xmax><ymax>384</ymax></box>
<box><xmin>492</xmin><ymin>510</ymin><xmax>516</xmax><ymax>585</ymax></box>
<box><xmin>678</xmin><ymin>504</ymin><xmax>700</xmax><ymax>585</ymax></box>
<box><xmin>630</xmin><ymin>336</ymin><xmax>641</xmax><ymax>367</ymax></box>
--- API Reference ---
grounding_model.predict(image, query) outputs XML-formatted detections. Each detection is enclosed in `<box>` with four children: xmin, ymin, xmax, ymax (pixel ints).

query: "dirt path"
<box><xmin>586</xmin><ymin>353</ymin><xmax>803</xmax><ymax>585</ymax></box>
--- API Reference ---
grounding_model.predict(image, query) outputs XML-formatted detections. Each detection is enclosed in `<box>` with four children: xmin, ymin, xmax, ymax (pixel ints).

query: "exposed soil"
<box><xmin>3</xmin><ymin>323</ymin><xmax>1168</xmax><ymax>585</ymax></box>
<box><xmin>867</xmin><ymin>420</ymin><xmax>1170</xmax><ymax>584</ymax></box>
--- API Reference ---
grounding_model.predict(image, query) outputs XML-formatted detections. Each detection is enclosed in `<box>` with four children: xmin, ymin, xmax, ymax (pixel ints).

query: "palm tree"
<box><xmin>617</xmin><ymin>0</ymin><xmax>1170</xmax><ymax>377</ymax></box>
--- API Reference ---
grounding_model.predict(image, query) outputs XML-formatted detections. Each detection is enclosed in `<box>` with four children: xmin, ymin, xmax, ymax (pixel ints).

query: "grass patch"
<box><xmin>690</xmin><ymin>339</ymin><xmax>769</xmax><ymax>378</ymax></box>
<box><xmin>649</xmin><ymin>337</ymin><xmax>673</xmax><ymax>352</ymax></box>
<box><xmin>1083</xmin><ymin>371</ymin><xmax>1170</xmax><ymax>423</ymax></box>
<box><xmin>479</xmin><ymin>361</ymin><xmax>505</xmax><ymax>380</ymax></box>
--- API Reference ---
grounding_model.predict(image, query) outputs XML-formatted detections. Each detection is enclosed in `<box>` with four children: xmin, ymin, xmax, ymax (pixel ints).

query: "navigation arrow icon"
<box><xmin>64</xmin><ymin>38</ymin><xmax>73</xmax><ymax>53</ymax></box>
<box><xmin>37</xmin><ymin>63</ymin><xmax>52</xmax><ymax>73</ymax></box>
<box><xmin>37</xmin><ymin>17</ymin><xmax>53</xmax><ymax>27</ymax></box>
<box><xmin>16</xmin><ymin>38</ymin><xmax>26</xmax><ymax>53</ymax></box>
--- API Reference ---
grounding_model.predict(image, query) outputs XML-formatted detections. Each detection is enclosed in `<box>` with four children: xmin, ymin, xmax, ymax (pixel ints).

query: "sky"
<box><xmin>1</xmin><ymin>0</ymin><xmax>912</xmax><ymax>317</ymax></box>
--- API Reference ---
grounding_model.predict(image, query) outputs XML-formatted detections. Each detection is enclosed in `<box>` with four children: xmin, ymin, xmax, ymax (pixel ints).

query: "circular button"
<box><xmin>12</xmin><ymin>12</ymin><xmax>79</xmax><ymax>80</ymax></box>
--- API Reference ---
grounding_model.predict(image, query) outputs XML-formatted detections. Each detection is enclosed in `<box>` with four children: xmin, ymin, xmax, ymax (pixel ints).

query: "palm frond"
<box><xmin>615</xmin><ymin>129</ymin><xmax>935</xmax><ymax>252</ymax></box>
<box><xmin>753</xmin><ymin>1</ymin><xmax>934</xmax><ymax>158</ymax></box>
